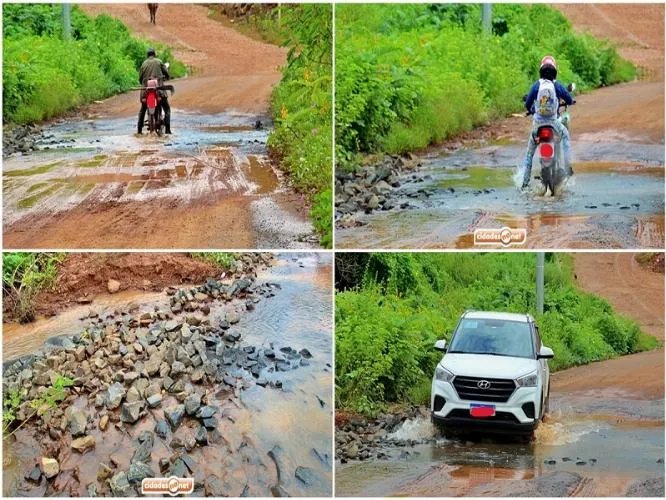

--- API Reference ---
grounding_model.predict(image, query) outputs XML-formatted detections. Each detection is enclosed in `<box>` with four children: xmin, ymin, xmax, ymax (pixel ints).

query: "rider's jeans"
<box><xmin>521</xmin><ymin>118</ymin><xmax>571</xmax><ymax>186</ymax></box>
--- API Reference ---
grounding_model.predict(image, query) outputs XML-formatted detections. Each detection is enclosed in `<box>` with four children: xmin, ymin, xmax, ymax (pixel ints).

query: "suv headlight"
<box><xmin>516</xmin><ymin>371</ymin><xmax>538</xmax><ymax>387</ymax></box>
<box><xmin>435</xmin><ymin>365</ymin><xmax>454</xmax><ymax>383</ymax></box>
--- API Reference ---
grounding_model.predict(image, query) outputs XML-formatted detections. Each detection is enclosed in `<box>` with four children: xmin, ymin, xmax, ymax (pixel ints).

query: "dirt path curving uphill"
<box><xmin>80</xmin><ymin>3</ymin><xmax>285</xmax><ymax>115</ymax></box>
<box><xmin>552</xmin><ymin>253</ymin><xmax>664</xmax><ymax>400</ymax></box>
<box><xmin>3</xmin><ymin>4</ymin><xmax>318</xmax><ymax>249</ymax></box>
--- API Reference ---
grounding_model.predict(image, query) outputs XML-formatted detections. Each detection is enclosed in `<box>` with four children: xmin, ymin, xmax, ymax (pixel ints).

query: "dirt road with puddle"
<box><xmin>3</xmin><ymin>4</ymin><xmax>317</xmax><ymax>249</ymax></box>
<box><xmin>3</xmin><ymin>254</ymin><xmax>333</xmax><ymax>496</ymax></box>
<box><xmin>336</xmin><ymin>253</ymin><xmax>664</xmax><ymax>497</ymax></box>
<box><xmin>336</xmin><ymin>4</ymin><xmax>664</xmax><ymax>249</ymax></box>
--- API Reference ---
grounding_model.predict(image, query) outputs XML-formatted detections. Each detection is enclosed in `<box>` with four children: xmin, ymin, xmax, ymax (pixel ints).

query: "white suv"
<box><xmin>430</xmin><ymin>310</ymin><xmax>553</xmax><ymax>436</ymax></box>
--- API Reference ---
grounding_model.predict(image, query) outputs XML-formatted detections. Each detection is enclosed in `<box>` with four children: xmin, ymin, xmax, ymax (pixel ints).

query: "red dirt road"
<box><xmin>81</xmin><ymin>3</ymin><xmax>286</xmax><ymax>115</ymax></box>
<box><xmin>552</xmin><ymin>253</ymin><xmax>664</xmax><ymax>400</ymax></box>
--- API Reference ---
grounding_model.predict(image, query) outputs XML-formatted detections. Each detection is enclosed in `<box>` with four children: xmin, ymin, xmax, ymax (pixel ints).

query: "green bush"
<box><xmin>335</xmin><ymin>253</ymin><xmax>658</xmax><ymax>415</ymax></box>
<box><xmin>267</xmin><ymin>4</ymin><xmax>332</xmax><ymax>247</ymax></box>
<box><xmin>2</xmin><ymin>252</ymin><xmax>64</xmax><ymax>322</ymax></box>
<box><xmin>189</xmin><ymin>252</ymin><xmax>238</xmax><ymax>268</ymax></box>
<box><xmin>336</xmin><ymin>3</ymin><xmax>637</xmax><ymax>165</ymax></box>
<box><xmin>3</xmin><ymin>4</ymin><xmax>186</xmax><ymax>124</ymax></box>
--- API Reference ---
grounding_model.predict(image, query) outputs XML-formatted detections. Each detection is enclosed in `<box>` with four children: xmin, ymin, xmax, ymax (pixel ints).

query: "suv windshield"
<box><xmin>448</xmin><ymin>318</ymin><xmax>534</xmax><ymax>359</ymax></box>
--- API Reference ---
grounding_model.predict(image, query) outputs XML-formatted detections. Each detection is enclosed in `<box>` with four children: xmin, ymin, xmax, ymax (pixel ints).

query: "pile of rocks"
<box><xmin>336</xmin><ymin>406</ymin><xmax>431</xmax><ymax>463</ymax></box>
<box><xmin>3</xmin><ymin>124</ymin><xmax>44</xmax><ymax>156</ymax></box>
<box><xmin>225</xmin><ymin>252</ymin><xmax>275</xmax><ymax>277</ymax></box>
<box><xmin>4</xmin><ymin>275</ymin><xmax>316</xmax><ymax>495</ymax></box>
<box><xmin>335</xmin><ymin>154</ymin><xmax>422</xmax><ymax>227</ymax></box>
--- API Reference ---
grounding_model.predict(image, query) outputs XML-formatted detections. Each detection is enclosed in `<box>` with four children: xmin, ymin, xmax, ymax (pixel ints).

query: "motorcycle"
<box><xmin>528</xmin><ymin>82</ymin><xmax>576</xmax><ymax>196</ymax></box>
<box><xmin>140</xmin><ymin>78</ymin><xmax>175</xmax><ymax>136</ymax></box>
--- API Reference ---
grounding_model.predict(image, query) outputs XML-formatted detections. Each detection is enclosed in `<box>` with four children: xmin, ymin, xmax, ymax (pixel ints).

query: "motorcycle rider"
<box><xmin>137</xmin><ymin>47</ymin><xmax>171</xmax><ymax>134</ymax></box>
<box><xmin>520</xmin><ymin>55</ymin><xmax>575</xmax><ymax>191</ymax></box>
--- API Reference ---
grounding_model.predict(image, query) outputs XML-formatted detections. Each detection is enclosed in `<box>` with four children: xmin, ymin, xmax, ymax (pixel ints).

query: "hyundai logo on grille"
<box><xmin>477</xmin><ymin>380</ymin><xmax>491</xmax><ymax>389</ymax></box>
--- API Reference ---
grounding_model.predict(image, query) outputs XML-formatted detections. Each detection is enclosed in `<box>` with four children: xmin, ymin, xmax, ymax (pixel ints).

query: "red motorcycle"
<box><xmin>141</xmin><ymin>79</ymin><xmax>174</xmax><ymax>136</ymax></box>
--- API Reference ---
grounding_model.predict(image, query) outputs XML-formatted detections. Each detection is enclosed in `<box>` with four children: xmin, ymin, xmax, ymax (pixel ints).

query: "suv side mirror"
<box><xmin>434</xmin><ymin>340</ymin><xmax>447</xmax><ymax>352</ymax></box>
<box><xmin>538</xmin><ymin>346</ymin><xmax>554</xmax><ymax>359</ymax></box>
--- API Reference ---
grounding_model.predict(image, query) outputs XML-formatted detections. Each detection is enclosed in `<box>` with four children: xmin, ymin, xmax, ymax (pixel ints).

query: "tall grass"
<box><xmin>267</xmin><ymin>5</ymin><xmax>333</xmax><ymax>248</ymax></box>
<box><xmin>217</xmin><ymin>5</ymin><xmax>333</xmax><ymax>247</ymax></box>
<box><xmin>2</xmin><ymin>252</ymin><xmax>64</xmax><ymax>323</ymax></box>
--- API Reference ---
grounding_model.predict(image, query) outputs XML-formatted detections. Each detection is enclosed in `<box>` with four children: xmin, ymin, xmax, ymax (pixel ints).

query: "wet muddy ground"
<box><xmin>336</xmin><ymin>389</ymin><xmax>664</xmax><ymax>497</ymax></box>
<box><xmin>336</xmin><ymin>140</ymin><xmax>664</xmax><ymax>249</ymax></box>
<box><xmin>2</xmin><ymin>254</ymin><xmax>332</xmax><ymax>497</ymax></box>
<box><xmin>3</xmin><ymin>112</ymin><xmax>317</xmax><ymax>249</ymax></box>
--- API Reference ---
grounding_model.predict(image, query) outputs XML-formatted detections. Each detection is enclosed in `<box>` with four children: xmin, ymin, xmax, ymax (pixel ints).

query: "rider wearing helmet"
<box><xmin>138</xmin><ymin>48</ymin><xmax>171</xmax><ymax>134</ymax></box>
<box><xmin>520</xmin><ymin>56</ymin><xmax>575</xmax><ymax>191</ymax></box>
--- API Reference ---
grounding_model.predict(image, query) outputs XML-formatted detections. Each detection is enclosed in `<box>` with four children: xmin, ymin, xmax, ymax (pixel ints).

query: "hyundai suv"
<box><xmin>431</xmin><ymin>311</ymin><xmax>553</xmax><ymax>436</ymax></box>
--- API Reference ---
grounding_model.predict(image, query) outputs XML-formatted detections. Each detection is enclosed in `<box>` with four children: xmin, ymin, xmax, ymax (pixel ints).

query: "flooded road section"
<box><xmin>336</xmin><ymin>140</ymin><xmax>664</xmax><ymax>249</ymax></box>
<box><xmin>2</xmin><ymin>255</ymin><xmax>332</xmax><ymax>496</ymax></box>
<box><xmin>3</xmin><ymin>112</ymin><xmax>316</xmax><ymax>249</ymax></box>
<box><xmin>336</xmin><ymin>389</ymin><xmax>664</xmax><ymax>497</ymax></box>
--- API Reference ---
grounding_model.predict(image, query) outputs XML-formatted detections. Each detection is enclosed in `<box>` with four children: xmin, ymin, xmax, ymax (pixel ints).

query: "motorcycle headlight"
<box><xmin>435</xmin><ymin>365</ymin><xmax>454</xmax><ymax>383</ymax></box>
<box><xmin>516</xmin><ymin>371</ymin><xmax>538</xmax><ymax>387</ymax></box>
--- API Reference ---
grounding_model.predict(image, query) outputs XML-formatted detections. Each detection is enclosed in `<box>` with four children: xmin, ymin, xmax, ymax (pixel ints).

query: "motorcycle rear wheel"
<box><xmin>156</xmin><ymin>108</ymin><xmax>164</xmax><ymax>137</ymax></box>
<box><xmin>148</xmin><ymin>113</ymin><xmax>156</xmax><ymax>134</ymax></box>
<box><xmin>540</xmin><ymin>165</ymin><xmax>554</xmax><ymax>196</ymax></box>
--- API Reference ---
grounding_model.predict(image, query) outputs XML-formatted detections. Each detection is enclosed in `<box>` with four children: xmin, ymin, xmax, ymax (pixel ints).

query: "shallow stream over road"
<box><xmin>3</xmin><ymin>254</ymin><xmax>332</xmax><ymax>496</ymax></box>
<box><xmin>3</xmin><ymin>111</ymin><xmax>316</xmax><ymax>249</ymax></box>
<box><xmin>336</xmin><ymin>389</ymin><xmax>664</xmax><ymax>497</ymax></box>
<box><xmin>336</xmin><ymin>140</ymin><xmax>664</xmax><ymax>249</ymax></box>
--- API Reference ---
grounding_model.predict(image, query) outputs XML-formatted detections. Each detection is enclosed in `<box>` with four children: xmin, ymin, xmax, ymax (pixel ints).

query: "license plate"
<box><xmin>470</xmin><ymin>403</ymin><xmax>496</xmax><ymax>417</ymax></box>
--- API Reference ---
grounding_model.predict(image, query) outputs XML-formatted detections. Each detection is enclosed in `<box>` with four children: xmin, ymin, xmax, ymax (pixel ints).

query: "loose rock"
<box><xmin>71</xmin><ymin>435</ymin><xmax>96</xmax><ymax>453</ymax></box>
<box><xmin>41</xmin><ymin>457</ymin><xmax>59</xmax><ymax>479</ymax></box>
<box><xmin>164</xmin><ymin>404</ymin><xmax>186</xmax><ymax>430</ymax></box>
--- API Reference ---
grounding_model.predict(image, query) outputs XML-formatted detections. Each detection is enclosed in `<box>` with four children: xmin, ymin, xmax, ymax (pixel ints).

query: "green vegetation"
<box><xmin>190</xmin><ymin>252</ymin><xmax>238</xmax><ymax>269</ymax></box>
<box><xmin>336</xmin><ymin>4</ymin><xmax>637</xmax><ymax>166</ymax></box>
<box><xmin>3</xmin><ymin>4</ymin><xmax>186</xmax><ymax>124</ymax></box>
<box><xmin>2</xmin><ymin>390</ymin><xmax>22</xmax><ymax>435</ymax></box>
<box><xmin>4</xmin><ymin>161</ymin><xmax>62</xmax><ymax>177</ymax></box>
<box><xmin>17</xmin><ymin>183</ymin><xmax>62</xmax><ymax>209</ymax></box>
<box><xmin>265</xmin><ymin>5</ymin><xmax>332</xmax><ymax>248</ymax></box>
<box><xmin>335</xmin><ymin>253</ymin><xmax>657</xmax><ymax>416</ymax></box>
<box><xmin>3</xmin><ymin>374</ymin><xmax>73</xmax><ymax>437</ymax></box>
<box><xmin>2</xmin><ymin>252</ymin><xmax>64</xmax><ymax>323</ymax></box>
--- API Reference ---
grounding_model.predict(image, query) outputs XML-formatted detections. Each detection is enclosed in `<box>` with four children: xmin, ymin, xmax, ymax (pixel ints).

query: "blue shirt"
<box><xmin>525</xmin><ymin>80</ymin><xmax>574</xmax><ymax>117</ymax></box>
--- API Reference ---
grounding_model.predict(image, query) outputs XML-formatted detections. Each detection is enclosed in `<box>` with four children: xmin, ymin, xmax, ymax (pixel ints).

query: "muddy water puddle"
<box><xmin>2</xmin><ymin>255</ymin><xmax>332</xmax><ymax>497</ymax></box>
<box><xmin>337</xmin><ymin>404</ymin><xmax>664</xmax><ymax>497</ymax></box>
<box><xmin>3</xmin><ymin>112</ymin><xmax>281</xmax><ymax>226</ymax></box>
<box><xmin>337</xmin><ymin>140</ymin><xmax>664</xmax><ymax>249</ymax></box>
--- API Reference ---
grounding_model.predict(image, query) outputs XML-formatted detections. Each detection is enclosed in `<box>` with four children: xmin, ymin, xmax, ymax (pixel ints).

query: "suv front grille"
<box><xmin>452</xmin><ymin>376</ymin><xmax>516</xmax><ymax>403</ymax></box>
